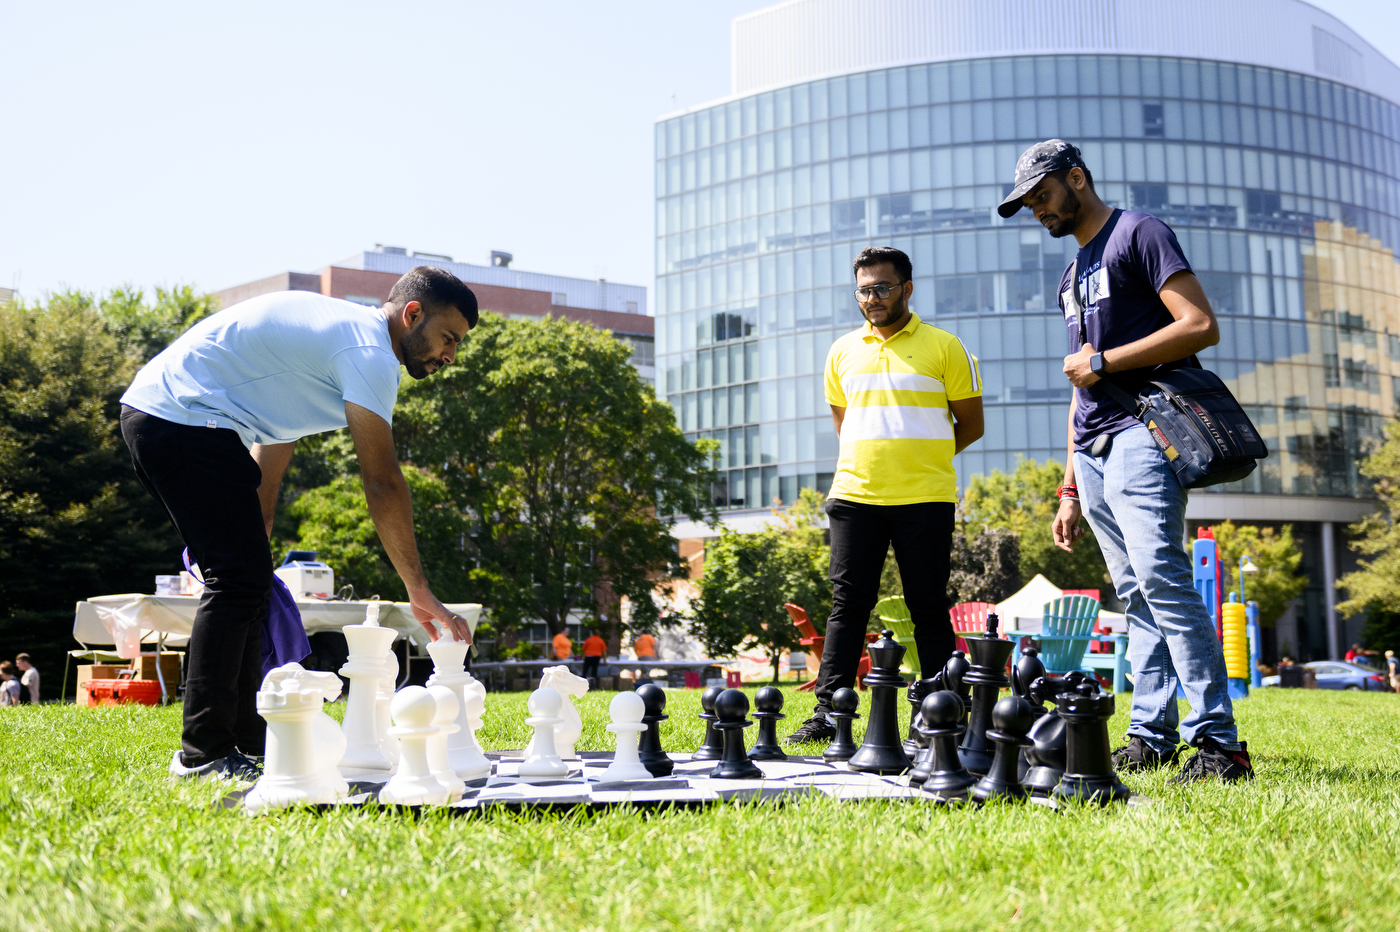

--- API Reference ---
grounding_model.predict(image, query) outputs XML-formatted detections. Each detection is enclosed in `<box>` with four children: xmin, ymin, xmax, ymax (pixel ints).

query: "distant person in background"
<box><xmin>1278</xmin><ymin>655</ymin><xmax>1296</xmax><ymax>667</ymax></box>
<box><xmin>1386</xmin><ymin>650</ymin><xmax>1398</xmax><ymax>692</ymax></box>
<box><xmin>1345</xmin><ymin>643</ymin><xmax>1378</xmax><ymax>664</ymax></box>
<box><xmin>581</xmin><ymin>629</ymin><xmax>607</xmax><ymax>680</ymax></box>
<box><xmin>552</xmin><ymin>630</ymin><xmax>573</xmax><ymax>662</ymax></box>
<box><xmin>0</xmin><ymin>662</ymin><xmax>20</xmax><ymax>706</ymax></box>
<box><xmin>15</xmin><ymin>654</ymin><xmax>38</xmax><ymax>704</ymax></box>
<box><xmin>633</xmin><ymin>631</ymin><xmax>657</xmax><ymax>661</ymax></box>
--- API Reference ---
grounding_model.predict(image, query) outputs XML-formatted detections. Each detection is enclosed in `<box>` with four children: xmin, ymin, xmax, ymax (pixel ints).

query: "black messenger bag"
<box><xmin>1068</xmin><ymin>258</ymin><xmax>1268</xmax><ymax>489</ymax></box>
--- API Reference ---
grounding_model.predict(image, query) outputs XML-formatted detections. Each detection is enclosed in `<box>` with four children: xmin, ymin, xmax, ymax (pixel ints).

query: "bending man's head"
<box><xmin>386</xmin><ymin>266</ymin><xmax>479</xmax><ymax>379</ymax></box>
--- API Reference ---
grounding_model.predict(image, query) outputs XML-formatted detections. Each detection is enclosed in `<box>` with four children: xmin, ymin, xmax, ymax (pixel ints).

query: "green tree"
<box><xmin>95</xmin><ymin>284</ymin><xmax>219</xmax><ymax>362</ymax></box>
<box><xmin>1339</xmin><ymin>419</ymin><xmax>1400</xmax><ymax>619</ymax></box>
<box><xmin>689</xmin><ymin>491</ymin><xmax>831</xmax><ymax>683</ymax></box>
<box><xmin>963</xmin><ymin>457</ymin><xmax>1111</xmax><ymax>592</ymax></box>
<box><xmin>1209</xmin><ymin>520</ymin><xmax>1307</xmax><ymax>626</ymax></box>
<box><xmin>0</xmin><ymin>292</ymin><xmax>190</xmax><ymax>686</ymax></box>
<box><xmin>394</xmin><ymin>313</ymin><xmax>716</xmax><ymax>635</ymax></box>
<box><xmin>280</xmin><ymin>465</ymin><xmax>473</xmax><ymax>602</ymax></box>
<box><xmin>878</xmin><ymin>526</ymin><xmax>1021</xmax><ymax>616</ymax></box>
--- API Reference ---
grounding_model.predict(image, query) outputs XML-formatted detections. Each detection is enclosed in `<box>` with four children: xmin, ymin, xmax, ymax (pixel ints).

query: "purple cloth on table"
<box><xmin>183</xmin><ymin>548</ymin><xmax>311</xmax><ymax>677</ymax></box>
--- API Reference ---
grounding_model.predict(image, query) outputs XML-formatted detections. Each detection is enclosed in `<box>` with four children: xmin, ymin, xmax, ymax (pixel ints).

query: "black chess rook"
<box><xmin>748</xmin><ymin>686</ymin><xmax>788</xmax><ymax>762</ymax></box>
<box><xmin>822</xmin><ymin>688</ymin><xmax>861</xmax><ymax>762</ymax></box>
<box><xmin>1052</xmin><ymin>681</ymin><xmax>1131</xmax><ymax>805</ymax></box>
<box><xmin>635</xmin><ymin>683</ymin><xmax>675</xmax><ymax>777</ymax></box>
<box><xmin>711</xmin><ymin>688</ymin><xmax>764</xmax><ymax>779</ymax></box>
<box><xmin>958</xmin><ymin>612</ymin><xmax>1015</xmax><ymax>777</ymax></box>
<box><xmin>848</xmin><ymin>630</ymin><xmax>912</xmax><ymax>775</ymax></box>
<box><xmin>691</xmin><ymin>685</ymin><xmax>725</xmax><ymax>761</ymax></box>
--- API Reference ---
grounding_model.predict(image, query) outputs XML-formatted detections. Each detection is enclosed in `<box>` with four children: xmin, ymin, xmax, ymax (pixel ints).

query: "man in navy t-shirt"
<box><xmin>999</xmin><ymin>140</ymin><xmax>1253</xmax><ymax>784</ymax></box>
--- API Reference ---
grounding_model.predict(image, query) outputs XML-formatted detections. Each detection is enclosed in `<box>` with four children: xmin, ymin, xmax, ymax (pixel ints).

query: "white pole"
<box><xmin>1322</xmin><ymin>521</ymin><xmax>1339</xmax><ymax>659</ymax></box>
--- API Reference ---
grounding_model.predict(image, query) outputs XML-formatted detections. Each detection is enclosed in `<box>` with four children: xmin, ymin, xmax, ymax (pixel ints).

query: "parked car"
<box><xmin>1261</xmin><ymin>661</ymin><xmax>1389</xmax><ymax>691</ymax></box>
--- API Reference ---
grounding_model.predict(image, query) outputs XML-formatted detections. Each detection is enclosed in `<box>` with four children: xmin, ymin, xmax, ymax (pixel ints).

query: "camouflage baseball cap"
<box><xmin>996</xmin><ymin>139</ymin><xmax>1088</xmax><ymax>218</ymax></box>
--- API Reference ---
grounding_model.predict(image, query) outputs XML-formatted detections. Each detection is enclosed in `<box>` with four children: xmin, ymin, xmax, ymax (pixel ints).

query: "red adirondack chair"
<box><xmin>949</xmin><ymin>601</ymin><xmax>999</xmax><ymax>654</ymax></box>
<box><xmin>786</xmin><ymin>603</ymin><xmax>871</xmax><ymax>691</ymax></box>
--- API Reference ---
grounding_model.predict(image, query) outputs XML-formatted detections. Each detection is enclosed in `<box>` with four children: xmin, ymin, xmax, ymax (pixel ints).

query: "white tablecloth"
<box><xmin>73</xmin><ymin>595</ymin><xmax>481</xmax><ymax>658</ymax></box>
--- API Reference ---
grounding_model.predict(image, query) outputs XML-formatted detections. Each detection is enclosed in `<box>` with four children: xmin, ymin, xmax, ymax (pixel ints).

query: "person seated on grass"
<box><xmin>0</xmin><ymin>662</ymin><xmax>20</xmax><ymax>707</ymax></box>
<box><xmin>120</xmin><ymin>266</ymin><xmax>477</xmax><ymax>782</ymax></box>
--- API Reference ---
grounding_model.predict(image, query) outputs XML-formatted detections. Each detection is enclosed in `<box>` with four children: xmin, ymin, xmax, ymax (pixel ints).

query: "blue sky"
<box><xmin>0</xmin><ymin>1</ymin><xmax>1396</xmax><ymax>303</ymax></box>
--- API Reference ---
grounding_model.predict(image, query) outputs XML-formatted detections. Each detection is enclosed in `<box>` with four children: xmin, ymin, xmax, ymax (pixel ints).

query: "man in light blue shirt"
<box><xmin>120</xmin><ymin>265</ymin><xmax>478</xmax><ymax>781</ymax></box>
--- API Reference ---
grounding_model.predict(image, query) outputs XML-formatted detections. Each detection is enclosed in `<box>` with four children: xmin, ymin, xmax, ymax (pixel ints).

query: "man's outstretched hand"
<box><xmin>408</xmin><ymin>587</ymin><xmax>472</xmax><ymax>643</ymax></box>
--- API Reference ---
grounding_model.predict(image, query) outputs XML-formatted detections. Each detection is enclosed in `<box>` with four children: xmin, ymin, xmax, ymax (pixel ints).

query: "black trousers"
<box><xmin>120</xmin><ymin>407</ymin><xmax>271</xmax><ymax>765</ymax></box>
<box><xmin>811</xmin><ymin>498</ymin><xmax>956</xmax><ymax>715</ymax></box>
<box><xmin>582</xmin><ymin>656</ymin><xmax>601</xmax><ymax>679</ymax></box>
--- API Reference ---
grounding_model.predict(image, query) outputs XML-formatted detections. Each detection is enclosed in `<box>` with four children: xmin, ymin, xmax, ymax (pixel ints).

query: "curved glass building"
<box><xmin>656</xmin><ymin>0</ymin><xmax>1400</xmax><ymax>658</ymax></box>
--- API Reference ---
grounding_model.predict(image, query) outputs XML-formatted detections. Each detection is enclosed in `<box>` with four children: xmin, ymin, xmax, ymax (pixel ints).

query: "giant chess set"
<box><xmin>235</xmin><ymin>606</ymin><xmax>1137</xmax><ymax>814</ymax></box>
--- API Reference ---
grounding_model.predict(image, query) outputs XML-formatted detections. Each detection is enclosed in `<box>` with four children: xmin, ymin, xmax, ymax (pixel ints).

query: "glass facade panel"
<box><xmin>657</xmin><ymin>54</ymin><xmax>1400</xmax><ymax>509</ymax></box>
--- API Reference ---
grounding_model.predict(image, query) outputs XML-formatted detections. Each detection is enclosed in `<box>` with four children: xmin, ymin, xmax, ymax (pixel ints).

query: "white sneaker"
<box><xmin>168</xmin><ymin>748</ymin><xmax>263</xmax><ymax>783</ymax></box>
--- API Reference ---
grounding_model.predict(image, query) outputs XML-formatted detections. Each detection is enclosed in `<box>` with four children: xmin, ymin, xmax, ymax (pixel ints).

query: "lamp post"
<box><xmin>1239</xmin><ymin>555</ymin><xmax>1262</xmax><ymax>688</ymax></box>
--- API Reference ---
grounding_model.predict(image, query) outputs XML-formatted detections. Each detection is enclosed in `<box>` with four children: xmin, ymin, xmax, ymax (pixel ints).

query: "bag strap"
<box><xmin>1068</xmin><ymin>256</ymin><xmax>1145</xmax><ymax>419</ymax></box>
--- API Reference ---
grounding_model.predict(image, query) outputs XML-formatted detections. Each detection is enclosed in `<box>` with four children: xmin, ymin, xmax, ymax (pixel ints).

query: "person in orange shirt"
<box><xmin>552</xmin><ymin>630</ymin><xmax>572</xmax><ymax>662</ymax></box>
<box><xmin>581</xmin><ymin>629</ymin><xmax>607</xmax><ymax>680</ymax></box>
<box><xmin>633</xmin><ymin>632</ymin><xmax>656</xmax><ymax>660</ymax></box>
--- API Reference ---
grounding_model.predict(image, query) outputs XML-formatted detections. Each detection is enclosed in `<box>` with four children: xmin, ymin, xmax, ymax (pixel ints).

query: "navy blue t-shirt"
<box><xmin>1056</xmin><ymin>209</ymin><xmax>1193</xmax><ymax>451</ymax></box>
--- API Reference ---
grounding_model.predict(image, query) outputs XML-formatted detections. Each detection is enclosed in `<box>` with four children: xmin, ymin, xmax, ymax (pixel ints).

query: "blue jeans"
<box><xmin>1075</xmin><ymin>425</ymin><xmax>1239</xmax><ymax>752</ymax></box>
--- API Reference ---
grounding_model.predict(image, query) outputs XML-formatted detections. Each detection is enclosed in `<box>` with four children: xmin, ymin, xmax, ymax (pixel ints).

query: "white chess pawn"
<box><xmin>375</xmin><ymin>648</ymin><xmax>401</xmax><ymax>770</ymax></box>
<box><xmin>338</xmin><ymin>623</ymin><xmax>398</xmax><ymax>775</ymax></box>
<box><xmin>425</xmin><ymin>685</ymin><xmax>466</xmax><ymax>802</ymax></box>
<box><xmin>517</xmin><ymin>687</ymin><xmax>569</xmax><ymax>782</ymax></box>
<box><xmin>379</xmin><ymin>687</ymin><xmax>450</xmax><ymax>806</ymax></box>
<box><xmin>425</xmin><ymin>634</ymin><xmax>490</xmax><ymax>777</ymax></box>
<box><xmin>454</xmin><ymin>688</ymin><xmax>493</xmax><ymax>781</ymax></box>
<box><xmin>246</xmin><ymin>663</ymin><xmax>349</xmax><ymax>811</ymax></box>
<box><xmin>598</xmin><ymin>690</ymin><xmax>652</xmax><ymax>782</ymax></box>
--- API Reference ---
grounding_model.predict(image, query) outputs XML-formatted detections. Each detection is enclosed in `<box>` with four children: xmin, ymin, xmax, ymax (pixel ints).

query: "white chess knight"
<box><xmin>532</xmin><ymin>665</ymin><xmax>589</xmax><ymax>760</ymax></box>
<box><xmin>379</xmin><ymin>686</ymin><xmax>451</xmax><ymax>806</ymax></box>
<box><xmin>425</xmin><ymin>633</ymin><xmax>491</xmax><ymax>779</ymax></box>
<box><xmin>375</xmin><ymin>648</ymin><xmax>402</xmax><ymax>769</ymax></box>
<box><xmin>517</xmin><ymin>687</ymin><xmax>570</xmax><ymax>781</ymax></box>
<box><xmin>424</xmin><ymin>685</ymin><xmax>466</xmax><ymax>801</ymax></box>
<box><xmin>598</xmin><ymin>690</ymin><xmax>651</xmax><ymax>782</ymax></box>
<box><xmin>338</xmin><ymin>614</ymin><xmax>398</xmax><ymax>775</ymax></box>
<box><xmin>245</xmin><ymin>663</ymin><xmax>349</xmax><ymax>812</ymax></box>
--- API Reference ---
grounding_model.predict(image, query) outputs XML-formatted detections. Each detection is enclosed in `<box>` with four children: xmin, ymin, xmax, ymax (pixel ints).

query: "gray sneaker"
<box><xmin>783</xmin><ymin>715</ymin><xmax>837</xmax><ymax>746</ymax></box>
<box><xmin>169</xmin><ymin>749</ymin><xmax>263</xmax><ymax>783</ymax></box>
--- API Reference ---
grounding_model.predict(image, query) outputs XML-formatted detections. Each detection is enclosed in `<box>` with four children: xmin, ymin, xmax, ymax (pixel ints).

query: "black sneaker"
<box><xmin>1111</xmin><ymin>736</ymin><xmax>1183</xmax><ymax>773</ymax></box>
<box><xmin>783</xmin><ymin>715</ymin><xmax>836</xmax><ymax>746</ymax></box>
<box><xmin>169</xmin><ymin>749</ymin><xmax>264</xmax><ymax>783</ymax></box>
<box><xmin>1169</xmin><ymin>737</ymin><xmax>1254</xmax><ymax>784</ymax></box>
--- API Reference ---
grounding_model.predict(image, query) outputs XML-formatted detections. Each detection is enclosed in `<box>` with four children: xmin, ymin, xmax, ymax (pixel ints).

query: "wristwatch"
<box><xmin>1089</xmin><ymin>352</ymin><xmax>1107</xmax><ymax>376</ymax></box>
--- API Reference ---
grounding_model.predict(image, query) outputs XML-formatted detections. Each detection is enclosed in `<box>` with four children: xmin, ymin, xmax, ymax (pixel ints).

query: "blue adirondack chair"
<box><xmin>1032</xmin><ymin>595</ymin><xmax>1101</xmax><ymax>674</ymax></box>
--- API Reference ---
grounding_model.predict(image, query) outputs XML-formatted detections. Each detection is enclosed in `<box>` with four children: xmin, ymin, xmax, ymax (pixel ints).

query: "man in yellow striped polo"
<box><xmin>787</xmin><ymin>246</ymin><xmax>984</xmax><ymax>745</ymax></box>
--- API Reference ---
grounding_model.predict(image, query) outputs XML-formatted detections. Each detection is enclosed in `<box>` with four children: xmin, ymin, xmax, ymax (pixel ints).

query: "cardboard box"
<box><xmin>130</xmin><ymin>652</ymin><xmax>182</xmax><ymax>688</ymax></box>
<box><xmin>76</xmin><ymin>664</ymin><xmax>128</xmax><ymax>705</ymax></box>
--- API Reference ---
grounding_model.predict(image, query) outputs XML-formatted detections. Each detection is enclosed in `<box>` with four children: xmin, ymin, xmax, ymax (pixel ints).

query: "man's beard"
<box><xmin>399</xmin><ymin>323</ymin><xmax>438</xmax><ymax>379</ymax></box>
<box><xmin>862</xmin><ymin>291</ymin><xmax>908</xmax><ymax>328</ymax></box>
<box><xmin>1043</xmin><ymin>188</ymin><xmax>1081</xmax><ymax>238</ymax></box>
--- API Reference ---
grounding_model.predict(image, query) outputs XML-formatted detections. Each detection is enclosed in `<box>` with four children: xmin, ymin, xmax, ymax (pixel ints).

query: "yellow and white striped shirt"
<box><xmin>824</xmin><ymin>312</ymin><xmax>981</xmax><ymax>505</ymax></box>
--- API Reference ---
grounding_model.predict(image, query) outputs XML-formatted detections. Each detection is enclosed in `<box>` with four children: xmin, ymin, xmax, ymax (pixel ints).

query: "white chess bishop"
<box><xmin>517</xmin><ymin>687</ymin><xmax>570</xmax><ymax>781</ymax></box>
<box><xmin>425</xmin><ymin>633</ymin><xmax>491</xmax><ymax>779</ymax></box>
<box><xmin>245</xmin><ymin>663</ymin><xmax>349</xmax><ymax>812</ymax></box>
<box><xmin>379</xmin><ymin>686</ymin><xmax>451</xmax><ymax>806</ymax></box>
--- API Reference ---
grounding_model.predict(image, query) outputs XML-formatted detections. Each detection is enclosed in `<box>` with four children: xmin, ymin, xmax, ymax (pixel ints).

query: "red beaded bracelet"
<box><xmin>1056</xmin><ymin>484</ymin><xmax>1080</xmax><ymax>500</ymax></box>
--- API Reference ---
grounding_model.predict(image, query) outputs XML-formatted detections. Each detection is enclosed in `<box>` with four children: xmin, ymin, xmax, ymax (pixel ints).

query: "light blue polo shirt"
<box><xmin>122</xmin><ymin>291</ymin><xmax>402</xmax><ymax>448</ymax></box>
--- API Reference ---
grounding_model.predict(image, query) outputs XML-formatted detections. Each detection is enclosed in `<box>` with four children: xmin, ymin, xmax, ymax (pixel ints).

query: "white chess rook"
<box><xmin>379</xmin><ymin>686</ymin><xmax>451</xmax><ymax>806</ymax></box>
<box><xmin>599</xmin><ymin>691</ymin><xmax>652</xmax><ymax>782</ymax></box>
<box><xmin>518</xmin><ymin>687</ymin><xmax>569</xmax><ymax>781</ymax></box>
<box><xmin>338</xmin><ymin>622</ymin><xmax>398</xmax><ymax>775</ymax></box>
<box><xmin>536</xmin><ymin>665</ymin><xmax>588</xmax><ymax>760</ymax></box>
<box><xmin>425</xmin><ymin>685</ymin><xmax>466</xmax><ymax>802</ymax></box>
<box><xmin>245</xmin><ymin>663</ymin><xmax>349</xmax><ymax>812</ymax></box>
<box><xmin>425</xmin><ymin>635</ymin><xmax>491</xmax><ymax>779</ymax></box>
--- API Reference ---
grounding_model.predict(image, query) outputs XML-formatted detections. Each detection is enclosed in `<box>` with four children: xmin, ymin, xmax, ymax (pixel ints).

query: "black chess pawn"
<box><xmin>822</xmin><ymin>687</ymin><xmax>861</xmax><ymax>762</ymax></box>
<box><xmin>903</xmin><ymin>677</ymin><xmax>939</xmax><ymax>760</ymax></box>
<box><xmin>958</xmin><ymin>613</ymin><xmax>1015</xmax><ymax>776</ymax></box>
<box><xmin>1021</xmin><ymin>675</ymin><xmax>1068</xmax><ymax>796</ymax></box>
<box><xmin>691</xmin><ymin>685</ymin><xmax>725</xmax><ymax>761</ymax></box>
<box><xmin>848</xmin><ymin>630</ymin><xmax>912</xmax><ymax>775</ymax></box>
<box><xmin>970</xmin><ymin>695</ymin><xmax>1037</xmax><ymax>804</ymax></box>
<box><xmin>711</xmin><ymin>688</ymin><xmax>763</xmax><ymax>779</ymax></box>
<box><xmin>909</xmin><ymin>692</ymin><xmax>977</xmax><ymax>803</ymax></box>
<box><xmin>635</xmin><ymin>683</ymin><xmax>675</xmax><ymax>777</ymax></box>
<box><xmin>942</xmin><ymin>650</ymin><xmax>972</xmax><ymax>728</ymax></box>
<box><xmin>1052</xmin><ymin>681</ymin><xmax>1131</xmax><ymax>805</ymax></box>
<box><xmin>748</xmin><ymin>686</ymin><xmax>788</xmax><ymax>762</ymax></box>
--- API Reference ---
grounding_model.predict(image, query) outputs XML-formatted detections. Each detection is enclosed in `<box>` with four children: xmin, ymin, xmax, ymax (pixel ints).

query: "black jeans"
<box><xmin>811</xmin><ymin>498</ymin><xmax>956</xmax><ymax>716</ymax></box>
<box><xmin>120</xmin><ymin>406</ymin><xmax>272</xmax><ymax>765</ymax></box>
<box><xmin>582</xmin><ymin>656</ymin><xmax>601</xmax><ymax>679</ymax></box>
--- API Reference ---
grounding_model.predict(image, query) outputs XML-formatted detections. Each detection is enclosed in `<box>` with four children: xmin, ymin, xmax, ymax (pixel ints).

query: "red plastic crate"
<box><xmin>85</xmin><ymin>677</ymin><xmax>162</xmax><ymax>707</ymax></box>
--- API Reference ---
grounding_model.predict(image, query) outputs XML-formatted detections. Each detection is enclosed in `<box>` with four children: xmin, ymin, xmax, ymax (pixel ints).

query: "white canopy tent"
<box><xmin>995</xmin><ymin>574</ymin><xmax>1126</xmax><ymax>635</ymax></box>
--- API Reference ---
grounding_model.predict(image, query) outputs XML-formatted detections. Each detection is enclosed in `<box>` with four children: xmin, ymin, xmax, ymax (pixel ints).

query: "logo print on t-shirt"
<box><xmin>1083</xmin><ymin>266</ymin><xmax>1111</xmax><ymax>307</ymax></box>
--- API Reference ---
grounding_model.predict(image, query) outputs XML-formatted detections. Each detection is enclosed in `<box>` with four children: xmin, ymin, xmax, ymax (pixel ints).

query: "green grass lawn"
<box><xmin>3</xmin><ymin>686</ymin><xmax>1400</xmax><ymax>931</ymax></box>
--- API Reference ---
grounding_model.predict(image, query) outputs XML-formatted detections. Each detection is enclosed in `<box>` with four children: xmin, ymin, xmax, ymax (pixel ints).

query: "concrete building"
<box><xmin>654</xmin><ymin>0</ymin><xmax>1400</xmax><ymax>659</ymax></box>
<box><xmin>216</xmin><ymin>246</ymin><xmax>654</xmax><ymax>383</ymax></box>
